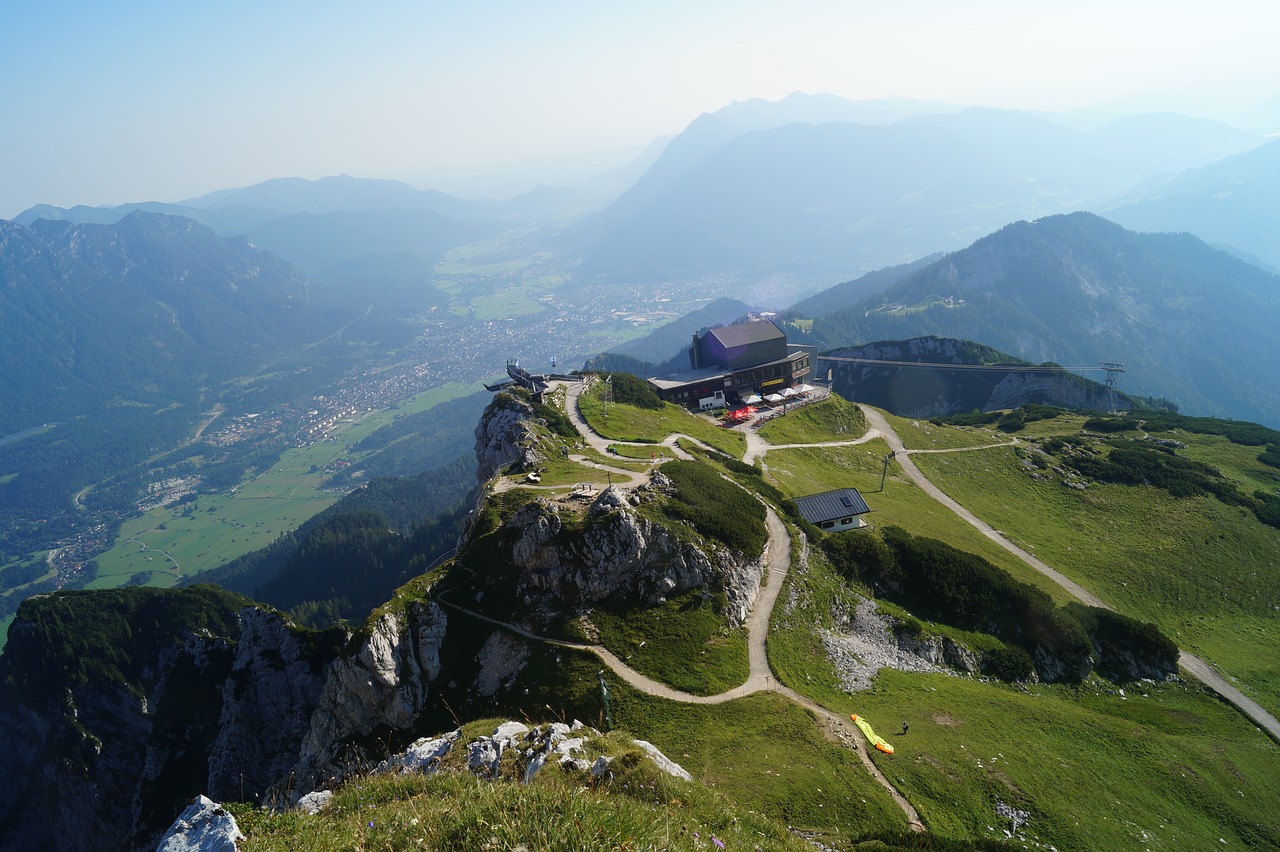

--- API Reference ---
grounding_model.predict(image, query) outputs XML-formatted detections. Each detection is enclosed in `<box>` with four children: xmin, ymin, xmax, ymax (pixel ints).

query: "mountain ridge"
<box><xmin>789</xmin><ymin>212</ymin><xmax>1280</xmax><ymax>428</ymax></box>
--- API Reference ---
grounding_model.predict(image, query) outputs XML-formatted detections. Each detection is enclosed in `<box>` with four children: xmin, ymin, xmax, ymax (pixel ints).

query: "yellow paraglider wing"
<box><xmin>851</xmin><ymin>714</ymin><xmax>895</xmax><ymax>754</ymax></box>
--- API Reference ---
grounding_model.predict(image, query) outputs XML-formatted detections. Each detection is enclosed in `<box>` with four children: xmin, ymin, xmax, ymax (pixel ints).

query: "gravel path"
<box><xmin>452</xmin><ymin>384</ymin><xmax>928</xmax><ymax>829</ymax></box>
<box><xmin>856</xmin><ymin>404</ymin><xmax>1280</xmax><ymax>743</ymax></box>
<box><xmin>441</xmin><ymin>503</ymin><xmax>926</xmax><ymax>831</ymax></box>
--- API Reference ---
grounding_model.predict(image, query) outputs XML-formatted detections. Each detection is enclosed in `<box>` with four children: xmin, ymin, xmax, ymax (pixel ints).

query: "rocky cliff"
<box><xmin>473</xmin><ymin>391</ymin><xmax>543</xmax><ymax>480</ymax></box>
<box><xmin>0</xmin><ymin>391</ymin><xmax>766</xmax><ymax>850</ymax></box>
<box><xmin>822</xmin><ymin>336</ymin><xmax>1124</xmax><ymax>418</ymax></box>
<box><xmin>289</xmin><ymin>598</ymin><xmax>447</xmax><ymax>795</ymax></box>
<box><xmin>0</xmin><ymin>586</ymin><xmax>446</xmax><ymax>851</ymax></box>
<box><xmin>501</xmin><ymin>478</ymin><xmax>764</xmax><ymax>626</ymax></box>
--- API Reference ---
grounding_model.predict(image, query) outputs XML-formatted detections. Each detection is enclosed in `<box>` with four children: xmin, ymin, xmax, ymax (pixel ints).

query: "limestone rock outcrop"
<box><xmin>825</xmin><ymin>336</ymin><xmax>1124</xmax><ymax>418</ymax></box>
<box><xmin>290</xmin><ymin>600</ymin><xmax>447</xmax><ymax>794</ymax></box>
<box><xmin>502</xmin><ymin>487</ymin><xmax>764</xmax><ymax>626</ymax></box>
<box><xmin>206</xmin><ymin>608</ymin><xmax>333</xmax><ymax>800</ymax></box>
<box><xmin>155</xmin><ymin>796</ymin><xmax>245</xmax><ymax>852</ymax></box>
<box><xmin>474</xmin><ymin>392</ymin><xmax>541</xmax><ymax>480</ymax></box>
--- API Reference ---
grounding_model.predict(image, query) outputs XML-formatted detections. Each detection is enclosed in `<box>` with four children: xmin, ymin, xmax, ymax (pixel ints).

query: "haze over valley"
<box><xmin>3</xmin><ymin>3</ymin><xmax>1280</xmax><ymax>850</ymax></box>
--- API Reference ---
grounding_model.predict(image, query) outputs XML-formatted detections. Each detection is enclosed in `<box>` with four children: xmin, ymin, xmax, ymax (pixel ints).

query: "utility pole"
<box><xmin>880</xmin><ymin>450</ymin><xmax>896</xmax><ymax>492</ymax></box>
<box><xmin>1099</xmin><ymin>361</ymin><xmax>1126</xmax><ymax>412</ymax></box>
<box><xmin>601</xmin><ymin>375</ymin><xmax>612</xmax><ymax>418</ymax></box>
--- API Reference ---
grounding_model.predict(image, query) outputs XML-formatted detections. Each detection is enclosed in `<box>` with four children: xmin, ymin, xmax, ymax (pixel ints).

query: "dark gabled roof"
<box><xmin>792</xmin><ymin>488</ymin><xmax>871</xmax><ymax>524</ymax></box>
<box><xmin>705</xmin><ymin>319</ymin><xmax>784</xmax><ymax>349</ymax></box>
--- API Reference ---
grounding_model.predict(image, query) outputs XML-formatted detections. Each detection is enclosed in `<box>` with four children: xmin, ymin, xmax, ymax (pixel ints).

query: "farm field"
<box><xmin>89</xmin><ymin>382</ymin><xmax>481</xmax><ymax>590</ymax></box>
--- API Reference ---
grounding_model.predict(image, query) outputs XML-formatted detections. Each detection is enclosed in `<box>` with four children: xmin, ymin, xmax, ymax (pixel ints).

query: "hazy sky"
<box><xmin>3</xmin><ymin>0</ymin><xmax>1278</xmax><ymax>218</ymax></box>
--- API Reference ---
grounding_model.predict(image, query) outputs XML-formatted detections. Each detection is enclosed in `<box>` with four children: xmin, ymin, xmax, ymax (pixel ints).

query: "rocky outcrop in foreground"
<box><xmin>0</xmin><ymin>587</ymin><xmax>446</xmax><ymax>851</ymax></box>
<box><xmin>155</xmin><ymin>796</ymin><xmax>244</xmax><ymax>852</ymax></box>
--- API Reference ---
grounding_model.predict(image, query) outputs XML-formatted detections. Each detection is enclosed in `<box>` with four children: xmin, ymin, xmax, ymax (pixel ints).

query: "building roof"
<box><xmin>648</xmin><ymin>350</ymin><xmax>806</xmax><ymax>392</ymax></box>
<box><xmin>705</xmin><ymin>319</ymin><xmax>784</xmax><ymax>350</ymax></box>
<box><xmin>646</xmin><ymin>365</ymin><xmax>731</xmax><ymax>391</ymax></box>
<box><xmin>792</xmin><ymin>488</ymin><xmax>871</xmax><ymax>524</ymax></box>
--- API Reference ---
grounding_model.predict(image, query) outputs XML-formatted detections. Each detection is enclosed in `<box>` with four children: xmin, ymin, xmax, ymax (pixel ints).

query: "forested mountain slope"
<box><xmin>787</xmin><ymin>213</ymin><xmax>1280</xmax><ymax>427</ymax></box>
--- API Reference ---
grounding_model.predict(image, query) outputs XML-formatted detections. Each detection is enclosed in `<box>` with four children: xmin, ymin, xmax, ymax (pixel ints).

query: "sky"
<box><xmin>3</xmin><ymin>0</ymin><xmax>1279</xmax><ymax>218</ymax></box>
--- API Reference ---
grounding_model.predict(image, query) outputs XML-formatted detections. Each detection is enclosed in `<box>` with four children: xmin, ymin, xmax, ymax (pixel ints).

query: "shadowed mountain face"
<box><xmin>571</xmin><ymin>105</ymin><xmax>1259</xmax><ymax>287</ymax></box>
<box><xmin>790</xmin><ymin>213</ymin><xmax>1280</xmax><ymax>428</ymax></box>
<box><xmin>0</xmin><ymin>211</ymin><xmax>331</xmax><ymax>433</ymax></box>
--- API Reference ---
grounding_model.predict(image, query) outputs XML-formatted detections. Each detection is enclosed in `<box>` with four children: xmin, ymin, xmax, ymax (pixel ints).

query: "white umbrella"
<box><xmin>799</xmin><ymin>384</ymin><xmax>816</xmax><ymax>393</ymax></box>
<box><xmin>765</xmin><ymin>393</ymin><xmax>785</xmax><ymax>404</ymax></box>
<box><xmin>781</xmin><ymin>387</ymin><xmax>799</xmax><ymax>397</ymax></box>
<box><xmin>744</xmin><ymin>394</ymin><xmax>762</xmax><ymax>404</ymax></box>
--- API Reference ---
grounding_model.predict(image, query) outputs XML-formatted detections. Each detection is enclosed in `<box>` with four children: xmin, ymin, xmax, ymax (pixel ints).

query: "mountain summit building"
<box><xmin>647</xmin><ymin>319</ymin><xmax>812</xmax><ymax>410</ymax></box>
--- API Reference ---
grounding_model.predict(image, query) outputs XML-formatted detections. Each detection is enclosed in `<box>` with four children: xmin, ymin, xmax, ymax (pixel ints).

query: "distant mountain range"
<box><xmin>569</xmin><ymin>97</ymin><xmax>1260</xmax><ymax>290</ymax></box>
<box><xmin>784</xmin><ymin>213</ymin><xmax>1280</xmax><ymax>428</ymax></box>
<box><xmin>1107</xmin><ymin>138</ymin><xmax>1280</xmax><ymax>271</ymax></box>
<box><xmin>0</xmin><ymin>211</ymin><xmax>353</xmax><ymax>541</ymax></box>
<box><xmin>11</xmin><ymin>174</ymin><xmax>597</xmax><ymax>281</ymax></box>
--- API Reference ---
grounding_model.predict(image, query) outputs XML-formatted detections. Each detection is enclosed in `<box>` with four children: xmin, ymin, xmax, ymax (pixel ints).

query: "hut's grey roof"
<box><xmin>793</xmin><ymin>488</ymin><xmax>871</xmax><ymax>524</ymax></box>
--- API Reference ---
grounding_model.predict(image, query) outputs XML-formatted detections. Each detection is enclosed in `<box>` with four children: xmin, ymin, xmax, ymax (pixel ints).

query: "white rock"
<box><xmin>376</xmin><ymin>730</ymin><xmax>459</xmax><ymax>776</ymax></box>
<box><xmin>468</xmin><ymin>738</ymin><xmax>501</xmax><ymax>775</ymax></box>
<box><xmin>632</xmin><ymin>739</ymin><xmax>692</xmax><ymax>781</ymax></box>
<box><xmin>493</xmin><ymin>720</ymin><xmax>530</xmax><ymax>742</ymax></box>
<box><xmin>155</xmin><ymin>795</ymin><xmax>244</xmax><ymax>852</ymax></box>
<box><xmin>297</xmin><ymin>790</ymin><xmax>333</xmax><ymax>815</ymax></box>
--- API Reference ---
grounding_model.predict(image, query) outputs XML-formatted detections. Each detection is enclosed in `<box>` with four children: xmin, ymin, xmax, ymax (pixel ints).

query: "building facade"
<box><xmin>648</xmin><ymin>319</ymin><xmax>810</xmax><ymax>409</ymax></box>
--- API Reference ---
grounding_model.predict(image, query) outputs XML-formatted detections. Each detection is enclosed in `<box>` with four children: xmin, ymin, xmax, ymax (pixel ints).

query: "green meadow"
<box><xmin>913</xmin><ymin>439</ymin><xmax>1280</xmax><ymax>716</ymax></box>
<box><xmin>764</xmin><ymin>506</ymin><xmax>1279</xmax><ymax>850</ymax></box>
<box><xmin>764</xmin><ymin>441</ymin><xmax>1074</xmax><ymax>604</ymax></box>
<box><xmin>90</xmin><ymin>442</ymin><xmax>343</xmax><ymax>588</ymax></box>
<box><xmin>577</xmin><ymin>386</ymin><xmax>745</xmax><ymax>457</ymax></box>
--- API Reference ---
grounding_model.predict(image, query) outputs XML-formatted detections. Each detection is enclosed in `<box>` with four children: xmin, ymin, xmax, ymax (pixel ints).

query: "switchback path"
<box><xmin>457</xmin><ymin>382</ymin><xmax>928</xmax><ymax>827</ymax></box>
<box><xmin>442</xmin><ymin>502</ymin><xmax>925</xmax><ymax>830</ymax></box>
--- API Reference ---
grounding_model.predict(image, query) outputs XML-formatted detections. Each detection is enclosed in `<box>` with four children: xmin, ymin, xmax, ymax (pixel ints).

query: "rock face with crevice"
<box><xmin>474</xmin><ymin>392</ymin><xmax>542</xmax><ymax>480</ymax></box>
<box><xmin>0</xmin><ymin>587</ymin><xmax>447</xmax><ymax>851</ymax></box>
<box><xmin>501</xmin><ymin>485</ymin><xmax>764</xmax><ymax>626</ymax></box>
<box><xmin>289</xmin><ymin>600</ymin><xmax>447</xmax><ymax>795</ymax></box>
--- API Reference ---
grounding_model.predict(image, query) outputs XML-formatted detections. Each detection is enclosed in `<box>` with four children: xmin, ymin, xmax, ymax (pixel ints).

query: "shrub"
<box><xmin>997</xmin><ymin>412</ymin><xmax>1026</xmax><ymax>433</ymax></box>
<box><xmin>1253</xmin><ymin>491</ymin><xmax>1280</xmax><ymax>530</ymax></box>
<box><xmin>1134</xmin><ymin>411</ymin><xmax>1280</xmax><ymax>447</ymax></box>
<box><xmin>1259</xmin><ymin>446</ymin><xmax>1280</xmax><ymax>469</ymax></box>
<box><xmin>824</xmin><ymin>526</ymin><xmax>1093</xmax><ymax>681</ymax></box>
<box><xmin>533</xmin><ymin>399</ymin><xmax>578</xmax><ymax>441</ymax></box>
<box><xmin>983</xmin><ymin>643</ymin><xmax>1035</xmax><ymax>681</ymax></box>
<box><xmin>1064</xmin><ymin>603</ymin><xmax>1179</xmax><ymax>681</ymax></box>
<box><xmin>659</xmin><ymin>460</ymin><xmax>767</xmax><ymax>557</ymax></box>
<box><xmin>1065</xmin><ymin>442</ymin><xmax>1239</xmax><ymax>503</ymax></box>
<box><xmin>931</xmin><ymin>410</ymin><xmax>1000</xmax><ymax>427</ymax></box>
<box><xmin>1083</xmin><ymin>417</ymin><xmax>1133</xmax><ymax>433</ymax></box>
<box><xmin>596</xmin><ymin>372</ymin><xmax>663</xmax><ymax>410</ymax></box>
<box><xmin>821</xmin><ymin>528</ymin><xmax>899</xmax><ymax>590</ymax></box>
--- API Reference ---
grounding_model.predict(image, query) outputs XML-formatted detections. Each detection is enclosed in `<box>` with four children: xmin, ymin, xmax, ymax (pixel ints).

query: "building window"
<box><xmin>820</xmin><ymin>520</ymin><xmax>835</xmax><ymax>529</ymax></box>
